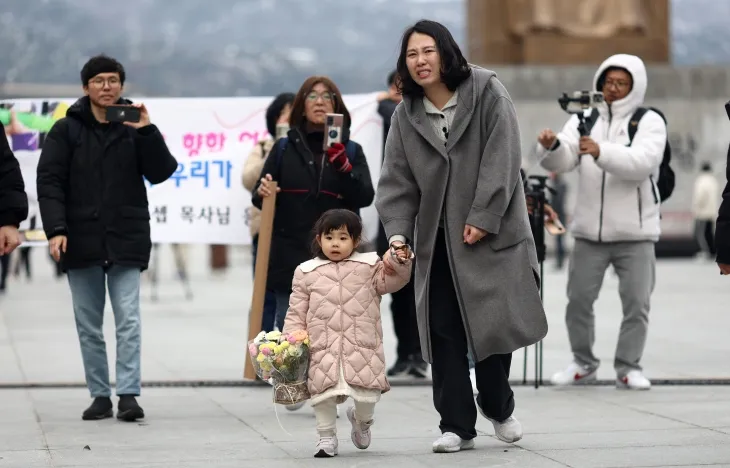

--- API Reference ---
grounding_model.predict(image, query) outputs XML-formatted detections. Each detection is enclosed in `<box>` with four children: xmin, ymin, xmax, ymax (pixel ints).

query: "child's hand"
<box><xmin>395</xmin><ymin>248</ymin><xmax>408</xmax><ymax>260</ymax></box>
<box><xmin>389</xmin><ymin>243</ymin><xmax>412</xmax><ymax>266</ymax></box>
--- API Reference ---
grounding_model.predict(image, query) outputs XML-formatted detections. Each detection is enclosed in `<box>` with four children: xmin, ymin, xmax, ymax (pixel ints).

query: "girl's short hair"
<box><xmin>311</xmin><ymin>209</ymin><xmax>363</xmax><ymax>259</ymax></box>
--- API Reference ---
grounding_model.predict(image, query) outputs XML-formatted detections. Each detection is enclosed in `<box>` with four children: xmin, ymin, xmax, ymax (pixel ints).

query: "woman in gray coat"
<box><xmin>376</xmin><ymin>20</ymin><xmax>547</xmax><ymax>453</ymax></box>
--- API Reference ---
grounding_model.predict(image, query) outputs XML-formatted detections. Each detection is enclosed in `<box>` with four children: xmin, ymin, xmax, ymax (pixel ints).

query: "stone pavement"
<box><xmin>2</xmin><ymin>385</ymin><xmax>730</xmax><ymax>467</ymax></box>
<box><xmin>0</xmin><ymin>244</ymin><xmax>728</xmax><ymax>386</ymax></box>
<box><xmin>2</xmin><ymin>245</ymin><xmax>730</xmax><ymax>466</ymax></box>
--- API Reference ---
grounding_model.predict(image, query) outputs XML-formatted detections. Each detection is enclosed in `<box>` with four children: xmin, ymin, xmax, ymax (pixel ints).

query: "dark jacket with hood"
<box><xmin>252</xmin><ymin>126</ymin><xmax>374</xmax><ymax>292</ymax></box>
<box><xmin>716</xmin><ymin>103</ymin><xmax>730</xmax><ymax>264</ymax></box>
<box><xmin>36</xmin><ymin>96</ymin><xmax>178</xmax><ymax>271</ymax></box>
<box><xmin>0</xmin><ymin>121</ymin><xmax>29</xmax><ymax>228</ymax></box>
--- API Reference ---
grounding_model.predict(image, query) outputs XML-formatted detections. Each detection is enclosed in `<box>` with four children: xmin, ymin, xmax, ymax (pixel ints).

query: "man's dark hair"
<box><xmin>387</xmin><ymin>70</ymin><xmax>398</xmax><ymax>87</ymax></box>
<box><xmin>265</xmin><ymin>92</ymin><xmax>295</xmax><ymax>137</ymax></box>
<box><xmin>396</xmin><ymin>20</ymin><xmax>471</xmax><ymax>98</ymax></box>
<box><xmin>311</xmin><ymin>209</ymin><xmax>363</xmax><ymax>260</ymax></box>
<box><xmin>80</xmin><ymin>55</ymin><xmax>126</xmax><ymax>86</ymax></box>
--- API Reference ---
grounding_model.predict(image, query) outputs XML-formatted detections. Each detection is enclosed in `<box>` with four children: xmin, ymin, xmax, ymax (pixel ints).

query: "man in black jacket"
<box><xmin>37</xmin><ymin>55</ymin><xmax>177</xmax><ymax>421</ymax></box>
<box><xmin>0</xmin><ymin>121</ymin><xmax>29</xmax><ymax>287</ymax></box>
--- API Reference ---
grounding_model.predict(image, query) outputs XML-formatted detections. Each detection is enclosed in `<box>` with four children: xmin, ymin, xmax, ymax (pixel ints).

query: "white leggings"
<box><xmin>313</xmin><ymin>397</ymin><xmax>376</xmax><ymax>437</ymax></box>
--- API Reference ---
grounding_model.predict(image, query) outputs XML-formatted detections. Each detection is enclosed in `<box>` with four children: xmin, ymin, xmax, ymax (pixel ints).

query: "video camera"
<box><xmin>558</xmin><ymin>91</ymin><xmax>604</xmax><ymax>136</ymax></box>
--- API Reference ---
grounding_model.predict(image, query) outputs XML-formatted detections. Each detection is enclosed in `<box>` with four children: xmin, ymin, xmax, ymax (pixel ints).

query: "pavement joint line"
<box><xmin>3</xmin><ymin>379</ymin><xmax>730</xmax><ymax>389</ymax></box>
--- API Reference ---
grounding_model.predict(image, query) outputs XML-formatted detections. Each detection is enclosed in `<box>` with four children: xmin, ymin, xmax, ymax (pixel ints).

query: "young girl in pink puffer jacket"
<box><xmin>282</xmin><ymin>209</ymin><xmax>413</xmax><ymax>458</ymax></box>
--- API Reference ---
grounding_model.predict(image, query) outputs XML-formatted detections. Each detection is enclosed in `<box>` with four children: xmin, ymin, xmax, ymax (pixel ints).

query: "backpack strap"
<box><xmin>627</xmin><ymin>107</ymin><xmax>649</xmax><ymax>145</ymax></box>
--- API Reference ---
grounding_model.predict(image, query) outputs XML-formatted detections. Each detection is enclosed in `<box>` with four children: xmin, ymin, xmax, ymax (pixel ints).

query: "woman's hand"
<box><xmin>257</xmin><ymin>174</ymin><xmax>280</xmax><ymax>198</ymax></box>
<box><xmin>463</xmin><ymin>225</ymin><xmax>487</xmax><ymax>245</ymax></box>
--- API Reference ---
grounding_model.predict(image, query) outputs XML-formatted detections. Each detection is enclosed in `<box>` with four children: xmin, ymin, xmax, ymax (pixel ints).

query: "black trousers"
<box><xmin>379</xmin><ymin>224</ymin><xmax>421</xmax><ymax>361</ymax></box>
<box><xmin>429</xmin><ymin>228</ymin><xmax>515</xmax><ymax>440</ymax></box>
<box><xmin>391</xmin><ymin>260</ymin><xmax>421</xmax><ymax>361</ymax></box>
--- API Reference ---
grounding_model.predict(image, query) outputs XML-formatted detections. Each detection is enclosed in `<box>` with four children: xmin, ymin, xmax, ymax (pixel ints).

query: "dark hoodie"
<box><xmin>716</xmin><ymin>100</ymin><xmax>730</xmax><ymax>264</ymax></box>
<box><xmin>0</xmin><ymin>121</ymin><xmax>28</xmax><ymax>228</ymax></box>
<box><xmin>36</xmin><ymin>96</ymin><xmax>178</xmax><ymax>271</ymax></box>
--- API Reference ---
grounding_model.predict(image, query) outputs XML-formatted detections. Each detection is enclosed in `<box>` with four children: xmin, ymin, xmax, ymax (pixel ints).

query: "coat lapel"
<box><xmin>405</xmin><ymin>99</ymin><xmax>448</xmax><ymax>159</ymax></box>
<box><xmin>445</xmin><ymin>73</ymin><xmax>476</xmax><ymax>153</ymax></box>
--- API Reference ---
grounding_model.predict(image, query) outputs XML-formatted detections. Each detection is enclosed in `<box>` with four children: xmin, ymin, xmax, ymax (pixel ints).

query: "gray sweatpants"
<box><xmin>566</xmin><ymin>238</ymin><xmax>656</xmax><ymax>377</ymax></box>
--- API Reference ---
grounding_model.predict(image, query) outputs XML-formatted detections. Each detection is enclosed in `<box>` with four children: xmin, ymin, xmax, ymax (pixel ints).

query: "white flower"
<box><xmin>254</xmin><ymin>331</ymin><xmax>266</xmax><ymax>344</ymax></box>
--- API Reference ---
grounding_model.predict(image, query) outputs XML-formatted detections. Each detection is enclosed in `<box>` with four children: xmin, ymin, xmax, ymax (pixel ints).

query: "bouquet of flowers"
<box><xmin>248</xmin><ymin>330</ymin><xmax>311</xmax><ymax>405</ymax></box>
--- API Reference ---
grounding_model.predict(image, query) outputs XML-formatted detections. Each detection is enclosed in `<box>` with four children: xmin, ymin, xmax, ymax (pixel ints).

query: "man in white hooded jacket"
<box><xmin>533</xmin><ymin>54</ymin><xmax>666</xmax><ymax>390</ymax></box>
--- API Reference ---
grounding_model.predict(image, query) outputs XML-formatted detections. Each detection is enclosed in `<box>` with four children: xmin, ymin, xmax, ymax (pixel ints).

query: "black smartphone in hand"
<box><xmin>105</xmin><ymin>105</ymin><xmax>141</xmax><ymax>123</ymax></box>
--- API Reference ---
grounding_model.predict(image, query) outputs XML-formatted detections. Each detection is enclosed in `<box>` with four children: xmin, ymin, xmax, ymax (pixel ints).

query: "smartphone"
<box><xmin>105</xmin><ymin>105</ymin><xmax>141</xmax><ymax>123</ymax></box>
<box><xmin>275</xmin><ymin>123</ymin><xmax>289</xmax><ymax>140</ymax></box>
<box><xmin>323</xmin><ymin>113</ymin><xmax>344</xmax><ymax>149</ymax></box>
<box><xmin>545</xmin><ymin>218</ymin><xmax>566</xmax><ymax>236</ymax></box>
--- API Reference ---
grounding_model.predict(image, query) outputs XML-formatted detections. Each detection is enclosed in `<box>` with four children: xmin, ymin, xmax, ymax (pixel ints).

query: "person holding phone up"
<box><xmin>36</xmin><ymin>55</ymin><xmax>178</xmax><ymax>422</ymax></box>
<box><xmin>252</xmin><ymin>76</ymin><xmax>375</xmax><ymax>410</ymax></box>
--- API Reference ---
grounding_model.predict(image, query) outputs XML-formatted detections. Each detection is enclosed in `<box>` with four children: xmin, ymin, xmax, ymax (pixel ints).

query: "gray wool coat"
<box><xmin>375</xmin><ymin>65</ymin><xmax>548</xmax><ymax>364</ymax></box>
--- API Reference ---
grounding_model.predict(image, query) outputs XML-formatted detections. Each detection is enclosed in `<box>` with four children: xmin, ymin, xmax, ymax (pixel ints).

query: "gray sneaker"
<box><xmin>346</xmin><ymin>406</ymin><xmax>373</xmax><ymax>449</ymax></box>
<box><xmin>314</xmin><ymin>436</ymin><xmax>338</xmax><ymax>458</ymax></box>
<box><xmin>432</xmin><ymin>432</ymin><xmax>475</xmax><ymax>453</ymax></box>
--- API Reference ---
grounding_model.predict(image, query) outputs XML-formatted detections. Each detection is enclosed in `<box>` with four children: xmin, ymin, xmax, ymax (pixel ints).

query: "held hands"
<box><xmin>579</xmin><ymin>136</ymin><xmax>600</xmax><ymax>158</ymax></box>
<box><xmin>0</xmin><ymin>226</ymin><xmax>22</xmax><ymax>255</ymax></box>
<box><xmin>326</xmin><ymin>143</ymin><xmax>352</xmax><ymax>173</ymax></box>
<box><xmin>49</xmin><ymin>235</ymin><xmax>67</xmax><ymax>262</ymax></box>
<box><xmin>538</xmin><ymin>129</ymin><xmax>557</xmax><ymax>150</ymax></box>
<box><xmin>257</xmin><ymin>174</ymin><xmax>281</xmax><ymax>198</ymax></box>
<box><xmin>719</xmin><ymin>263</ymin><xmax>730</xmax><ymax>275</ymax></box>
<box><xmin>463</xmin><ymin>224</ymin><xmax>487</xmax><ymax>245</ymax></box>
<box><xmin>382</xmin><ymin>241</ymin><xmax>412</xmax><ymax>275</ymax></box>
<box><xmin>122</xmin><ymin>103</ymin><xmax>151</xmax><ymax>129</ymax></box>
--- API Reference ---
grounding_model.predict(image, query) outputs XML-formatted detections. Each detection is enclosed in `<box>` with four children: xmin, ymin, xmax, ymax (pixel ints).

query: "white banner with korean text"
<box><xmin>3</xmin><ymin>94</ymin><xmax>384</xmax><ymax>245</ymax></box>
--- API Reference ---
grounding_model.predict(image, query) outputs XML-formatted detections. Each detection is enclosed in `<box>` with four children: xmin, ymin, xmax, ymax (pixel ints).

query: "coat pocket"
<box><xmin>306</xmin><ymin>322</ymin><xmax>328</xmax><ymax>352</ymax></box>
<box><xmin>488</xmin><ymin>230</ymin><xmax>528</xmax><ymax>251</ymax></box>
<box><xmin>354</xmin><ymin>317</ymin><xmax>379</xmax><ymax>349</ymax></box>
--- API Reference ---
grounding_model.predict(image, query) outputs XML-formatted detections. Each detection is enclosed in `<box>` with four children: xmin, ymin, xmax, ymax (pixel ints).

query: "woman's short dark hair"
<box><xmin>289</xmin><ymin>76</ymin><xmax>351</xmax><ymax>131</ymax></box>
<box><xmin>80</xmin><ymin>54</ymin><xmax>126</xmax><ymax>86</ymax></box>
<box><xmin>396</xmin><ymin>20</ymin><xmax>471</xmax><ymax>98</ymax></box>
<box><xmin>311</xmin><ymin>209</ymin><xmax>363</xmax><ymax>260</ymax></box>
<box><xmin>265</xmin><ymin>92</ymin><xmax>295</xmax><ymax>137</ymax></box>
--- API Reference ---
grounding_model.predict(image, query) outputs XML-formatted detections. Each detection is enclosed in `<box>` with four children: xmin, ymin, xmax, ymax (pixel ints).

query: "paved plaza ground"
<box><xmin>1</xmin><ymin>245</ymin><xmax>729</xmax><ymax>466</ymax></box>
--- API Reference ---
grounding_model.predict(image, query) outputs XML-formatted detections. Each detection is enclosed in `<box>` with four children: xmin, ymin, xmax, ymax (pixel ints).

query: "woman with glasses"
<box><xmin>252</xmin><ymin>77</ymin><xmax>375</xmax><ymax>410</ymax></box>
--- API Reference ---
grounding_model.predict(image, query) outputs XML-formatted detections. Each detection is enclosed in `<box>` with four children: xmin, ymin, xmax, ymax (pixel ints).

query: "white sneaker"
<box><xmin>550</xmin><ymin>362</ymin><xmax>597</xmax><ymax>386</ymax></box>
<box><xmin>285</xmin><ymin>401</ymin><xmax>305</xmax><ymax>411</ymax></box>
<box><xmin>617</xmin><ymin>370</ymin><xmax>651</xmax><ymax>390</ymax></box>
<box><xmin>432</xmin><ymin>432</ymin><xmax>475</xmax><ymax>453</ymax></box>
<box><xmin>487</xmin><ymin>416</ymin><xmax>523</xmax><ymax>443</ymax></box>
<box><xmin>346</xmin><ymin>406</ymin><xmax>373</xmax><ymax>449</ymax></box>
<box><xmin>314</xmin><ymin>436</ymin><xmax>338</xmax><ymax>458</ymax></box>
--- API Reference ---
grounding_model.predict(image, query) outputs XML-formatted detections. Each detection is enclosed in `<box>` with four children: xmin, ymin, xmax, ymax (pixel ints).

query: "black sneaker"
<box><xmin>117</xmin><ymin>395</ymin><xmax>145</xmax><ymax>422</ymax></box>
<box><xmin>82</xmin><ymin>397</ymin><xmax>113</xmax><ymax>421</ymax></box>
<box><xmin>386</xmin><ymin>359</ymin><xmax>411</xmax><ymax>377</ymax></box>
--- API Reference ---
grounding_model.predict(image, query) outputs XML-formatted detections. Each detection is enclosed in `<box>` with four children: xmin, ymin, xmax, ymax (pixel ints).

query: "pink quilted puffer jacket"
<box><xmin>282</xmin><ymin>251</ymin><xmax>412</xmax><ymax>398</ymax></box>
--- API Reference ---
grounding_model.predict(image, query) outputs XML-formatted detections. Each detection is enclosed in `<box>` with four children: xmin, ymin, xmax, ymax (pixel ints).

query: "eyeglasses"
<box><xmin>88</xmin><ymin>77</ymin><xmax>121</xmax><ymax>88</ymax></box>
<box><xmin>603</xmin><ymin>79</ymin><xmax>631</xmax><ymax>90</ymax></box>
<box><xmin>306</xmin><ymin>92</ymin><xmax>334</xmax><ymax>102</ymax></box>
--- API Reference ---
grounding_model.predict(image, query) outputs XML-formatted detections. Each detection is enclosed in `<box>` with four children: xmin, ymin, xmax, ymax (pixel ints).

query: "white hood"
<box><xmin>593</xmin><ymin>54</ymin><xmax>648</xmax><ymax>120</ymax></box>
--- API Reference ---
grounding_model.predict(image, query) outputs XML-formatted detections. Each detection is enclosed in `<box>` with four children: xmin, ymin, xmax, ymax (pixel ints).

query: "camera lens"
<box><xmin>329</xmin><ymin>129</ymin><xmax>338</xmax><ymax>139</ymax></box>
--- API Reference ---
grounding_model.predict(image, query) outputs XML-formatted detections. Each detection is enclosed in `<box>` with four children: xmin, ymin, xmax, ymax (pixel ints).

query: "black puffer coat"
<box><xmin>36</xmin><ymin>97</ymin><xmax>178</xmax><ymax>271</ymax></box>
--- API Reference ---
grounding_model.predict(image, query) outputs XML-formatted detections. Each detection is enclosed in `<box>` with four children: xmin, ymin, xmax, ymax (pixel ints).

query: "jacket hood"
<box><xmin>593</xmin><ymin>54</ymin><xmax>647</xmax><ymax>119</ymax></box>
<box><xmin>66</xmin><ymin>96</ymin><xmax>133</xmax><ymax>125</ymax></box>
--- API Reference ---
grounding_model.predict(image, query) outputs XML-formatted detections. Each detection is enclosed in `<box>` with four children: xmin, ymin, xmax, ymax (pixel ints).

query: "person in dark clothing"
<box><xmin>253</xmin><ymin>76</ymin><xmax>375</xmax><ymax>410</ymax></box>
<box><xmin>36</xmin><ymin>55</ymin><xmax>178</xmax><ymax>421</ymax></box>
<box><xmin>0</xmin><ymin>120</ymin><xmax>29</xmax><ymax>291</ymax></box>
<box><xmin>375</xmin><ymin>71</ymin><xmax>425</xmax><ymax>378</ymax></box>
<box><xmin>716</xmin><ymin>125</ymin><xmax>730</xmax><ymax>275</ymax></box>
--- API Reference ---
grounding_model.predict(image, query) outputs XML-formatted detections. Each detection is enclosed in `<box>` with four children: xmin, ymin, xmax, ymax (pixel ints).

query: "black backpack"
<box><xmin>586</xmin><ymin>107</ymin><xmax>674</xmax><ymax>202</ymax></box>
